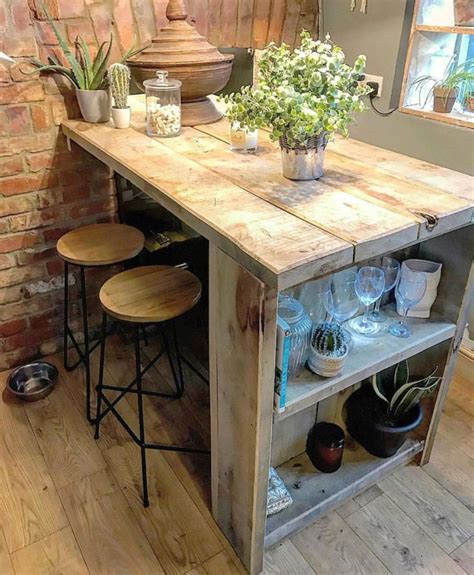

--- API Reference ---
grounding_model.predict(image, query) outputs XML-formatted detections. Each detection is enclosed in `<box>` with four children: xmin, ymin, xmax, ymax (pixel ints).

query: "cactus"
<box><xmin>108</xmin><ymin>63</ymin><xmax>131</xmax><ymax>109</ymax></box>
<box><xmin>372</xmin><ymin>360</ymin><xmax>441</xmax><ymax>421</ymax></box>
<box><xmin>311</xmin><ymin>322</ymin><xmax>347</xmax><ymax>358</ymax></box>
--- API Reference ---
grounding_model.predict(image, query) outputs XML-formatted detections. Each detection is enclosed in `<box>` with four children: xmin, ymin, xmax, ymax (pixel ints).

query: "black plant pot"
<box><xmin>345</xmin><ymin>386</ymin><xmax>423</xmax><ymax>458</ymax></box>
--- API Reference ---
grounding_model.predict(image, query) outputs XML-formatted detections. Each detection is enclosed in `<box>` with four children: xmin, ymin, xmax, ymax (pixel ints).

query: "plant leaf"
<box><xmin>394</xmin><ymin>360</ymin><xmax>409</xmax><ymax>392</ymax></box>
<box><xmin>75</xmin><ymin>37</ymin><xmax>93</xmax><ymax>89</ymax></box>
<box><xmin>24</xmin><ymin>63</ymin><xmax>79</xmax><ymax>87</ymax></box>
<box><xmin>90</xmin><ymin>37</ymin><xmax>113</xmax><ymax>90</ymax></box>
<box><xmin>372</xmin><ymin>373</ymin><xmax>389</xmax><ymax>403</ymax></box>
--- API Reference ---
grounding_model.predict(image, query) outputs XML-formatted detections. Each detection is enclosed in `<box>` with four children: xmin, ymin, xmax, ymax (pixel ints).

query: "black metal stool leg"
<box><xmin>79</xmin><ymin>266</ymin><xmax>93</xmax><ymax>423</ymax></box>
<box><xmin>171</xmin><ymin>322</ymin><xmax>185</xmax><ymax>396</ymax></box>
<box><xmin>63</xmin><ymin>261</ymin><xmax>69</xmax><ymax>369</ymax></box>
<box><xmin>135</xmin><ymin>326</ymin><xmax>149</xmax><ymax>507</ymax></box>
<box><xmin>94</xmin><ymin>312</ymin><xmax>108</xmax><ymax>439</ymax></box>
<box><xmin>161</xmin><ymin>325</ymin><xmax>183</xmax><ymax>398</ymax></box>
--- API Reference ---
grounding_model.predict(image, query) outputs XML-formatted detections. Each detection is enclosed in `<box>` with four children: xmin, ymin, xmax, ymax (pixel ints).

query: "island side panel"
<box><xmin>209</xmin><ymin>245</ymin><xmax>277</xmax><ymax>574</ymax></box>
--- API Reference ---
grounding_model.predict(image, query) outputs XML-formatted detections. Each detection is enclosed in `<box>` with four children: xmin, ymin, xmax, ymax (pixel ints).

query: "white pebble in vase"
<box><xmin>397</xmin><ymin>259</ymin><xmax>442</xmax><ymax>319</ymax></box>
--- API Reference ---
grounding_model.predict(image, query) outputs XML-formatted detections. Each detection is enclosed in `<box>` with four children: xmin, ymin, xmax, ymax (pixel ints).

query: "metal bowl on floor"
<box><xmin>6</xmin><ymin>362</ymin><xmax>58</xmax><ymax>402</ymax></box>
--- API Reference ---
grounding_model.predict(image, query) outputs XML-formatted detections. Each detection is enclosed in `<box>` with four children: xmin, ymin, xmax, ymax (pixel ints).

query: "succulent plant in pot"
<box><xmin>308</xmin><ymin>322</ymin><xmax>349</xmax><ymax>377</ymax></box>
<box><xmin>109</xmin><ymin>63</ymin><xmax>131</xmax><ymax>129</ymax></box>
<box><xmin>345</xmin><ymin>360</ymin><xmax>441</xmax><ymax>458</ymax></box>
<box><xmin>222</xmin><ymin>31</ymin><xmax>370</xmax><ymax>181</ymax></box>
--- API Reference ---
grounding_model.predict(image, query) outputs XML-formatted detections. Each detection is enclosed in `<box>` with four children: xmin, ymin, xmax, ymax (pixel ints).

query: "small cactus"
<box><xmin>312</xmin><ymin>322</ymin><xmax>347</xmax><ymax>358</ymax></box>
<box><xmin>108</xmin><ymin>63</ymin><xmax>130</xmax><ymax>109</ymax></box>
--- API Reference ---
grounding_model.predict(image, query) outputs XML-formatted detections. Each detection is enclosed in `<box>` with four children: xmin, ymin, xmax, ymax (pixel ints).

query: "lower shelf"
<box><xmin>265</xmin><ymin>437</ymin><xmax>424</xmax><ymax>548</ymax></box>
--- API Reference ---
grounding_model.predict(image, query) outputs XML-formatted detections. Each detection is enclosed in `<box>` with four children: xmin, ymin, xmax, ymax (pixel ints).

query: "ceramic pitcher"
<box><xmin>397</xmin><ymin>259</ymin><xmax>442</xmax><ymax>318</ymax></box>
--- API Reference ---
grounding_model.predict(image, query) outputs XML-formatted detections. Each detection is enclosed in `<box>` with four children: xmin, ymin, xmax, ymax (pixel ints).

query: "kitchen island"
<box><xmin>62</xmin><ymin>96</ymin><xmax>473</xmax><ymax>575</ymax></box>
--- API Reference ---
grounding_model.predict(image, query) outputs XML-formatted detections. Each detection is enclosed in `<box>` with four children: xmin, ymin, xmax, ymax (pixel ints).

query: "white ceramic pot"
<box><xmin>112</xmin><ymin>106</ymin><xmax>131</xmax><ymax>129</ymax></box>
<box><xmin>76</xmin><ymin>89</ymin><xmax>111</xmax><ymax>123</ymax></box>
<box><xmin>397</xmin><ymin>259</ymin><xmax>442</xmax><ymax>319</ymax></box>
<box><xmin>307</xmin><ymin>345</ymin><xmax>348</xmax><ymax>378</ymax></box>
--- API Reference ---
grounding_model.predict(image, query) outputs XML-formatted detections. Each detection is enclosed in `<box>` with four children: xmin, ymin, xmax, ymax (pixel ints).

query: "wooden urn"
<box><xmin>127</xmin><ymin>0</ymin><xmax>234</xmax><ymax>126</ymax></box>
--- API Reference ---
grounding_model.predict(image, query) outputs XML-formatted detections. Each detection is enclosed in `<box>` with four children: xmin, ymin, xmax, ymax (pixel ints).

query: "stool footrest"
<box><xmin>101</xmin><ymin>383</ymin><xmax>180</xmax><ymax>399</ymax></box>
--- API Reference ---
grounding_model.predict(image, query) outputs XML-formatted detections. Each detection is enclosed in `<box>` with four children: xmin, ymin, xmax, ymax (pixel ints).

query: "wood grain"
<box><xmin>56</xmin><ymin>223</ymin><xmax>144</xmax><ymax>266</ymax></box>
<box><xmin>336</xmin><ymin>484</ymin><xmax>384</xmax><ymax>520</ymax></box>
<box><xmin>292</xmin><ymin>512</ymin><xmax>390</xmax><ymax>575</ymax></box>
<box><xmin>0</xmin><ymin>529</ymin><xmax>14</xmax><ymax>575</ymax></box>
<box><xmin>263</xmin><ymin>540</ymin><xmax>315</xmax><ymax>575</ymax></box>
<box><xmin>347</xmin><ymin>495</ymin><xmax>467</xmax><ymax>575</ymax></box>
<box><xmin>58</xmin><ymin>468</ymin><xmax>165</xmax><ymax>575</ymax></box>
<box><xmin>380</xmin><ymin>465</ymin><xmax>473</xmax><ymax>553</ymax></box>
<box><xmin>187</xmin><ymin>550</ymin><xmax>244</xmax><ymax>574</ymax></box>
<box><xmin>450</xmin><ymin>536</ymin><xmax>474</xmax><ymax>575</ymax></box>
<box><xmin>10</xmin><ymin>527</ymin><xmax>88</xmax><ymax>575</ymax></box>
<box><xmin>0</xmin><ymin>389</ymin><xmax>68</xmax><ymax>553</ymax></box>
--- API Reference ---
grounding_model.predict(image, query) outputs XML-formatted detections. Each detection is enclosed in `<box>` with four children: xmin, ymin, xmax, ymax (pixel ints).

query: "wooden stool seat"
<box><xmin>99</xmin><ymin>265</ymin><xmax>202</xmax><ymax>324</ymax></box>
<box><xmin>57</xmin><ymin>223</ymin><xmax>144</xmax><ymax>266</ymax></box>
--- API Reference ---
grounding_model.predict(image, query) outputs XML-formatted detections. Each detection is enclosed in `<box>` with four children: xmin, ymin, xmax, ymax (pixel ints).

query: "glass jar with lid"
<box><xmin>278</xmin><ymin>293</ymin><xmax>313</xmax><ymax>376</ymax></box>
<box><xmin>144</xmin><ymin>70</ymin><xmax>182</xmax><ymax>138</ymax></box>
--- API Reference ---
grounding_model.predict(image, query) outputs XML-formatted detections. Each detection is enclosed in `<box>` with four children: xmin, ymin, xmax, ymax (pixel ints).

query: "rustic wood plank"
<box><xmin>336</xmin><ymin>484</ymin><xmax>384</xmax><ymax>520</ymax></box>
<box><xmin>380</xmin><ymin>465</ymin><xmax>473</xmax><ymax>553</ymax></box>
<box><xmin>0</xmin><ymin>387</ymin><xmax>68</xmax><ymax>554</ymax></box>
<box><xmin>266</xmin><ymin>0</ymin><xmax>287</xmax><ymax>45</ymax></box>
<box><xmin>187</xmin><ymin>550</ymin><xmax>245</xmax><ymax>574</ymax></box>
<box><xmin>347</xmin><ymin>494</ymin><xmax>467</xmax><ymax>575</ymax></box>
<box><xmin>451</xmin><ymin>536</ymin><xmax>474</xmax><ymax>575</ymax></box>
<box><xmin>252</xmin><ymin>0</ymin><xmax>272</xmax><ymax>48</ymax></box>
<box><xmin>439</xmin><ymin>401</ymin><xmax>474</xmax><ymax>459</ymax></box>
<box><xmin>424</xmin><ymin>434</ymin><xmax>474</xmax><ymax>512</ymax></box>
<box><xmin>207</xmin><ymin>0</ymin><xmax>223</xmax><ymax>46</ymax></box>
<box><xmin>263</xmin><ymin>540</ymin><xmax>315</xmax><ymax>575</ymax></box>
<box><xmin>265</xmin><ymin>439</ymin><xmax>423</xmax><ymax>547</ymax></box>
<box><xmin>276</xmin><ymin>306</ymin><xmax>455</xmax><ymax>421</ymax></box>
<box><xmin>209</xmin><ymin>246</ymin><xmax>277</xmax><ymax>574</ymax></box>
<box><xmin>281</xmin><ymin>0</ymin><xmax>300</xmax><ymax>46</ymax></box>
<box><xmin>23</xmin><ymin>370</ymin><xmax>107</xmax><ymax>490</ymax></box>
<box><xmin>220</xmin><ymin>0</ymin><xmax>239</xmax><ymax>46</ymax></box>
<box><xmin>10</xmin><ymin>527</ymin><xmax>88</xmax><ymax>575</ymax></box>
<box><xmin>0</xmin><ymin>529</ymin><xmax>14</xmax><ymax>575</ymax></box>
<box><xmin>292</xmin><ymin>512</ymin><xmax>390</xmax><ymax>575</ymax></box>
<box><xmin>58</xmin><ymin>468</ymin><xmax>165</xmax><ymax>575</ymax></box>
<box><xmin>62</xmin><ymin>115</ymin><xmax>353</xmax><ymax>290</ymax></box>
<box><xmin>236</xmin><ymin>0</ymin><xmax>255</xmax><ymax>47</ymax></box>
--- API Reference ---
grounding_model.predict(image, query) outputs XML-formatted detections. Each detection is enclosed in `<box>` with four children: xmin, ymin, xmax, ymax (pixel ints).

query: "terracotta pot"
<box><xmin>454</xmin><ymin>0</ymin><xmax>474</xmax><ymax>26</ymax></box>
<box><xmin>76</xmin><ymin>89</ymin><xmax>111</xmax><ymax>123</ymax></box>
<box><xmin>112</xmin><ymin>106</ymin><xmax>131</xmax><ymax>129</ymax></box>
<box><xmin>465</xmin><ymin>95</ymin><xmax>474</xmax><ymax>113</ymax></box>
<box><xmin>433</xmin><ymin>86</ymin><xmax>457</xmax><ymax>113</ymax></box>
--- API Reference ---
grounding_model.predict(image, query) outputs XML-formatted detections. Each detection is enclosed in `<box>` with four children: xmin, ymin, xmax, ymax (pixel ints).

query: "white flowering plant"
<box><xmin>222</xmin><ymin>31</ymin><xmax>370</xmax><ymax>147</ymax></box>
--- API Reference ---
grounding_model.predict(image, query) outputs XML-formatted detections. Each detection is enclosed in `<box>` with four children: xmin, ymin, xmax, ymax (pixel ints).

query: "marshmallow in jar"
<box><xmin>144</xmin><ymin>70</ymin><xmax>182</xmax><ymax>138</ymax></box>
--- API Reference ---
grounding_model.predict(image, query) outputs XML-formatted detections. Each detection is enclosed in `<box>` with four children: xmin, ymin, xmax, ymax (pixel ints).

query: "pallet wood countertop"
<box><xmin>62</xmin><ymin>96</ymin><xmax>473</xmax><ymax>575</ymax></box>
<box><xmin>62</xmin><ymin>96</ymin><xmax>473</xmax><ymax>292</ymax></box>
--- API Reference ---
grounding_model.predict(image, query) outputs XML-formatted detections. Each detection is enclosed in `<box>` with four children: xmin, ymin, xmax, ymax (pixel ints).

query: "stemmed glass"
<box><xmin>369</xmin><ymin>257</ymin><xmax>400</xmax><ymax>322</ymax></box>
<box><xmin>349</xmin><ymin>267</ymin><xmax>385</xmax><ymax>336</ymax></box>
<box><xmin>324</xmin><ymin>271</ymin><xmax>359</xmax><ymax>343</ymax></box>
<box><xmin>389</xmin><ymin>275</ymin><xmax>427</xmax><ymax>338</ymax></box>
<box><xmin>299</xmin><ymin>277</ymin><xmax>331</xmax><ymax>325</ymax></box>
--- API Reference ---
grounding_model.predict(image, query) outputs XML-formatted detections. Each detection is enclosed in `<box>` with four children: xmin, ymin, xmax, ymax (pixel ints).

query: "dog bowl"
<box><xmin>6</xmin><ymin>361</ymin><xmax>58</xmax><ymax>402</ymax></box>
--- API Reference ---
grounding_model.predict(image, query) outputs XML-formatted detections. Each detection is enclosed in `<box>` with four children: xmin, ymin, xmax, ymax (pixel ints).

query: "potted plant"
<box><xmin>411</xmin><ymin>57</ymin><xmax>474</xmax><ymax>114</ymax></box>
<box><xmin>307</xmin><ymin>322</ymin><xmax>349</xmax><ymax>377</ymax></box>
<box><xmin>29</xmin><ymin>9</ymin><xmax>138</xmax><ymax>123</ymax></box>
<box><xmin>345</xmin><ymin>360</ymin><xmax>441</xmax><ymax>458</ymax></box>
<box><xmin>222</xmin><ymin>31</ymin><xmax>370</xmax><ymax>181</ymax></box>
<box><xmin>108</xmin><ymin>63</ymin><xmax>131</xmax><ymax>129</ymax></box>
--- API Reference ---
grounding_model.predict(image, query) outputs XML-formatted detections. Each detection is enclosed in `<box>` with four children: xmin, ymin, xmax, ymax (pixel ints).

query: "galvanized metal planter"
<box><xmin>279</xmin><ymin>133</ymin><xmax>328</xmax><ymax>181</ymax></box>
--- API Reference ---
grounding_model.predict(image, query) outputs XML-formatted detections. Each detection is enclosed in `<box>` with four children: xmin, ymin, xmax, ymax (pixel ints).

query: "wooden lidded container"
<box><xmin>127</xmin><ymin>0</ymin><xmax>234</xmax><ymax>126</ymax></box>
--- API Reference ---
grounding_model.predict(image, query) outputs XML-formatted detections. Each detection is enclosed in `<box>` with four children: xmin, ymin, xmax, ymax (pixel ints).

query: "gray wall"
<box><xmin>322</xmin><ymin>0</ymin><xmax>474</xmax><ymax>175</ymax></box>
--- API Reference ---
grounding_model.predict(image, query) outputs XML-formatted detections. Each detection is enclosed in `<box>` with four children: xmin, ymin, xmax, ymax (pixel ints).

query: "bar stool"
<box><xmin>93</xmin><ymin>265</ymin><xmax>209</xmax><ymax>506</ymax></box>
<box><xmin>57</xmin><ymin>223</ymin><xmax>145</xmax><ymax>423</ymax></box>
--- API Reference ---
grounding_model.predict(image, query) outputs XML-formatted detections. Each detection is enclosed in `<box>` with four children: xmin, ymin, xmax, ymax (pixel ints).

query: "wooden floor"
<box><xmin>0</xmin><ymin>335</ymin><xmax>473</xmax><ymax>575</ymax></box>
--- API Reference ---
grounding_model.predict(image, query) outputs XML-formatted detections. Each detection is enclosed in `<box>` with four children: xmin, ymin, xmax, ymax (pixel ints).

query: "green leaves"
<box><xmin>222</xmin><ymin>30</ymin><xmax>370</xmax><ymax>146</ymax></box>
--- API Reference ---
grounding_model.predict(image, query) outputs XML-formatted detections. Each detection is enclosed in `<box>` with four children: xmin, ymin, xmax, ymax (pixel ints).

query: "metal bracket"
<box><xmin>413</xmin><ymin>211</ymin><xmax>439</xmax><ymax>233</ymax></box>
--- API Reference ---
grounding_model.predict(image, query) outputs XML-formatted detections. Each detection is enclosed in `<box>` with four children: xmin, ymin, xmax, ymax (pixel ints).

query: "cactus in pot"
<box><xmin>108</xmin><ymin>63</ymin><xmax>131</xmax><ymax>129</ymax></box>
<box><xmin>308</xmin><ymin>322</ymin><xmax>348</xmax><ymax>377</ymax></box>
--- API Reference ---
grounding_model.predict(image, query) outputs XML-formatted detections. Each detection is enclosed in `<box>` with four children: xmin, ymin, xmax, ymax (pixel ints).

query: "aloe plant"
<box><xmin>29</xmin><ymin>5</ymin><xmax>139</xmax><ymax>90</ymax></box>
<box><xmin>372</xmin><ymin>360</ymin><xmax>441</xmax><ymax>421</ymax></box>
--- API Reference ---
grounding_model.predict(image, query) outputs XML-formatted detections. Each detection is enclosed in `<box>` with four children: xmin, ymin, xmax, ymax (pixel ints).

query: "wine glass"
<box><xmin>324</xmin><ymin>271</ymin><xmax>359</xmax><ymax>343</ymax></box>
<box><xmin>349</xmin><ymin>267</ymin><xmax>385</xmax><ymax>336</ymax></box>
<box><xmin>299</xmin><ymin>277</ymin><xmax>331</xmax><ymax>325</ymax></box>
<box><xmin>390</xmin><ymin>275</ymin><xmax>427</xmax><ymax>338</ymax></box>
<box><xmin>369</xmin><ymin>257</ymin><xmax>400</xmax><ymax>322</ymax></box>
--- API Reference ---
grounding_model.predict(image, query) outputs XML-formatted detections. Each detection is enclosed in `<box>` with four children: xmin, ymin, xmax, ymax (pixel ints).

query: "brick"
<box><xmin>5</xmin><ymin>105</ymin><xmax>32</xmax><ymax>135</ymax></box>
<box><xmin>2</xmin><ymin>325</ymin><xmax>57</xmax><ymax>352</ymax></box>
<box><xmin>62</xmin><ymin>183</ymin><xmax>91</xmax><ymax>203</ymax></box>
<box><xmin>29</xmin><ymin>308</ymin><xmax>61</xmax><ymax>329</ymax></box>
<box><xmin>10</xmin><ymin>60</ymin><xmax>36</xmax><ymax>82</ymax></box>
<box><xmin>29</xmin><ymin>0</ymin><xmax>60</xmax><ymax>20</ymax></box>
<box><xmin>26</xmin><ymin>150</ymin><xmax>57</xmax><ymax>171</ymax></box>
<box><xmin>0</xmin><ymin>81</ymin><xmax>45</xmax><ymax>105</ymax></box>
<box><xmin>114</xmin><ymin>0</ymin><xmax>136</xmax><ymax>52</ymax></box>
<box><xmin>0</xmin><ymin>220</ymin><xmax>10</xmax><ymax>234</ymax></box>
<box><xmin>0</xmin><ymin>109</ymin><xmax>8</xmax><ymax>136</ymax></box>
<box><xmin>45</xmin><ymin>256</ymin><xmax>63</xmax><ymax>275</ymax></box>
<box><xmin>11</xmin><ymin>0</ymin><xmax>31</xmax><ymax>32</ymax></box>
<box><xmin>0</xmin><ymin>156</ymin><xmax>24</xmax><ymax>177</ymax></box>
<box><xmin>0</xmin><ymin>196</ymin><xmax>35</xmax><ymax>217</ymax></box>
<box><xmin>0</xmin><ymin>318</ymin><xmax>27</xmax><ymax>337</ymax></box>
<box><xmin>34</xmin><ymin>20</ymin><xmax>65</xmax><ymax>45</ymax></box>
<box><xmin>43</xmin><ymin>226</ymin><xmax>72</xmax><ymax>242</ymax></box>
<box><xmin>0</xmin><ymin>265</ymin><xmax>44</xmax><ymax>288</ymax></box>
<box><xmin>30</xmin><ymin>103</ymin><xmax>51</xmax><ymax>131</ymax></box>
<box><xmin>0</xmin><ymin>254</ymin><xmax>16</xmax><ymax>270</ymax></box>
<box><xmin>0</xmin><ymin>4</ymin><xmax>6</xmax><ymax>31</ymax></box>
<box><xmin>0</xmin><ymin>347</ymin><xmax>38</xmax><ymax>371</ymax></box>
<box><xmin>69</xmin><ymin>198</ymin><xmax>116</xmax><ymax>219</ymax></box>
<box><xmin>0</xmin><ymin>133</ymin><xmax>54</xmax><ymax>156</ymax></box>
<box><xmin>50</xmin><ymin>96</ymin><xmax>81</xmax><ymax>125</ymax></box>
<box><xmin>16</xmin><ymin>246</ymin><xmax>56</xmax><ymax>265</ymax></box>
<box><xmin>0</xmin><ymin>232</ymin><xmax>40</xmax><ymax>253</ymax></box>
<box><xmin>3</xmin><ymin>36</ymin><xmax>38</xmax><ymax>57</ymax></box>
<box><xmin>90</xmin><ymin>3</ymin><xmax>113</xmax><ymax>44</ymax></box>
<box><xmin>0</xmin><ymin>65</ymin><xmax>10</xmax><ymax>83</ymax></box>
<box><xmin>67</xmin><ymin>19</ymin><xmax>95</xmax><ymax>44</ymax></box>
<box><xmin>1</xmin><ymin>172</ymin><xmax>59</xmax><ymax>196</ymax></box>
<box><xmin>9</xmin><ymin>206</ymin><xmax>62</xmax><ymax>232</ymax></box>
<box><xmin>36</xmin><ymin>188</ymin><xmax>62</xmax><ymax>208</ymax></box>
<box><xmin>0</xmin><ymin>285</ymin><xmax>23</xmax><ymax>304</ymax></box>
<box><xmin>131</xmin><ymin>0</ymin><xmax>156</xmax><ymax>45</ymax></box>
<box><xmin>0</xmin><ymin>293</ymin><xmax>56</xmax><ymax>321</ymax></box>
<box><xmin>58</xmin><ymin>0</ymin><xmax>85</xmax><ymax>18</ymax></box>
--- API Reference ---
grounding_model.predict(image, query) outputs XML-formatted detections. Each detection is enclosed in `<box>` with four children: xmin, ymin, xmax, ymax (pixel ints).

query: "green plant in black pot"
<box><xmin>345</xmin><ymin>360</ymin><xmax>441</xmax><ymax>458</ymax></box>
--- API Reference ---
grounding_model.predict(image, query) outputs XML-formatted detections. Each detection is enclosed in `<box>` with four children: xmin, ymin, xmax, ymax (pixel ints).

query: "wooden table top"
<box><xmin>62</xmin><ymin>96</ymin><xmax>473</xmax><ymax>290</ymax></box>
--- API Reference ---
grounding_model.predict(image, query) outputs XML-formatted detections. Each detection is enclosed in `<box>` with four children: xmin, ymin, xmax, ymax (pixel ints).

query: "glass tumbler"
<box><xmin>278</xmin><ymin>294</ymin><xmax>313</xmax><ymax>376</ymax></box>
<box><xmin>144</xmin><ymin>70</ymin><xmax>182</xmax><ymax>138</ymax></box>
